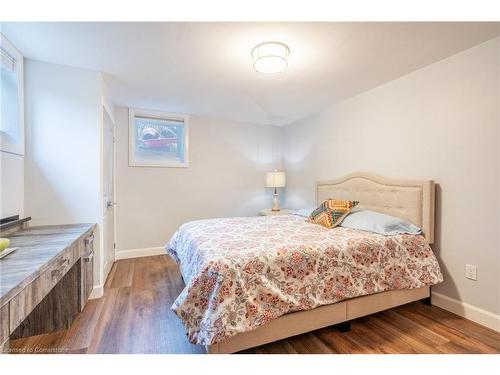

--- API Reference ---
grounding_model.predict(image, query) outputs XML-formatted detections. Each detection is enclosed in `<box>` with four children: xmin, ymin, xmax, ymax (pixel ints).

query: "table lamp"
<box><xmin>266</xmin><ymin>170</ymin><xmax>286</xmax><ymax>211</ymax></box>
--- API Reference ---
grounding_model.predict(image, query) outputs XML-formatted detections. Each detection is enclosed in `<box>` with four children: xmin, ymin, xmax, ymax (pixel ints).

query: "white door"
<box><xmin>103</xmin><ymin>109</ymin><xmax>115</xmax><ymax>278</ymax></box>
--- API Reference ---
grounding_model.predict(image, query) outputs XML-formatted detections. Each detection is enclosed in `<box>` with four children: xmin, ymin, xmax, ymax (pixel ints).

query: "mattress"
<box><xmin>166</xmin><ymin>214</ymin><xmax>443</xmax><ymax>345</ymax></box>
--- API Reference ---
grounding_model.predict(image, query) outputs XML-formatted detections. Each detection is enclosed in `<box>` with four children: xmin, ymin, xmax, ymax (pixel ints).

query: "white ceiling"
<box><xmin>2</xmin><ymin>22</ymin><xmax>499</xmax><ymax>126</ymax></box>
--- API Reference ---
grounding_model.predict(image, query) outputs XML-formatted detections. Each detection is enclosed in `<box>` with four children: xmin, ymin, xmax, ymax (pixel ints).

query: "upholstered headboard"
<box><xmin>316</xmin><ymin>173</ymin><xmax>435</xmax><ymax>244</ymax></box>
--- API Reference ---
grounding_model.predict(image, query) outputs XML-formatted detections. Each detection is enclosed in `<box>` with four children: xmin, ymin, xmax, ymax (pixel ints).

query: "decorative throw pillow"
<box><xmin>307</xmin><ymin>199</ymin><xmax>359</xmax><ymax>229</ymax></box>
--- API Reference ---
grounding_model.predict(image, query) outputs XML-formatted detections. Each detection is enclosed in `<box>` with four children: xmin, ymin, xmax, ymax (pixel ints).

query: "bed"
<box><xmin>166</xmin><ymin>173</ymin><xmax>443</xmax><ymax>353</ymax></box>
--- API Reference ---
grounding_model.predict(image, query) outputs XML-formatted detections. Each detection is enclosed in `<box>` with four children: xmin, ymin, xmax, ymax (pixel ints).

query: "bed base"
<box><xmin>205</xmin><ymin>285</ymin><xmax>429</xmax><ymax>354</ymax></box>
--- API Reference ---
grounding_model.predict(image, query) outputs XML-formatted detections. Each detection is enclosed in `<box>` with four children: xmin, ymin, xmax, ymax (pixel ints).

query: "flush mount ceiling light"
<box><xmin>251</xmin><ymin>41</ymin><xmax>290</xmax><ymax>74</ymax></box>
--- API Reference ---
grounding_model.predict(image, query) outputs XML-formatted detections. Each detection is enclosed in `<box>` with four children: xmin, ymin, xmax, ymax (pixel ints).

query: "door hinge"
<box><xmin>113</xmin><ymin>243</ymin><xmax>116</xmax><ymax>249</ymax></box>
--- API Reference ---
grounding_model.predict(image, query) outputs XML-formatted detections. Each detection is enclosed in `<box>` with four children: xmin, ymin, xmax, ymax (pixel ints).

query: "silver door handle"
<box><xmin>106</xmin><ymin>201</ymin><xmax>116</xmax><ymax>209</ymax></box>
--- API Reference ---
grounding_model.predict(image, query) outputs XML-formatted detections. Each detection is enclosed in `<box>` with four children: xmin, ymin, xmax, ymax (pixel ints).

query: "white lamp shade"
<box><xmin>266</xmin><ymin>171</ymin><xmax>286</xmax><ymax>188</ymax></box>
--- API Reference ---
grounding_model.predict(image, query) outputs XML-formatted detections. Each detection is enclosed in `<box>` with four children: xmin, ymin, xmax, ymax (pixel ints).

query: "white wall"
<box><xmin>114</xmin><ymin>107</ymin><xmax>282</xmax><ymax>255</ymax></box>
<box><xmin>283</xmin><ymin>37</ymin><xmax>500</xmax><ymax>328</ymax></box>
<box><xmin>24</xmin><ymin>60</ymin><xmax>108</xmax><ymax>289</ymax></box>
<box><xmin>24</xmin><ymin>60</ymin><xmax>101</xmax><ymax>224</ymax></box>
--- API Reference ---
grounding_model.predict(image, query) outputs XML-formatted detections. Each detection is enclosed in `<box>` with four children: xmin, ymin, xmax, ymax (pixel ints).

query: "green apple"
<box><xmin>0</xmin><ymin>238</ymin><xmax>10</xmax><ymax>252</ymax></box>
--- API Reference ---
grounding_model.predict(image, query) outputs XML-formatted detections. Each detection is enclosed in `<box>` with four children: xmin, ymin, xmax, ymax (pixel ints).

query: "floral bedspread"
<box><xmin>165</xmin><ymin>215</ymin><xmax>443</xmax><ymax>345</ymax></box>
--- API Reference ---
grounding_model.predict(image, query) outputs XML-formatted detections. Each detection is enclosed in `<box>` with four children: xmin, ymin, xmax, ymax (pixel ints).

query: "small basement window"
<box><xmin>129</xmin><ymin>108</ymin><xmax>189</xmax><ymax>168</ymax></box>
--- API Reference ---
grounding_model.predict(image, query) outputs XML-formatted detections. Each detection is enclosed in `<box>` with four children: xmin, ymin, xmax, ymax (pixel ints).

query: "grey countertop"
<box><xmin>0</xmin><ymin>223</ymin><xmax>96</xmax><ymax>306</ymax></box>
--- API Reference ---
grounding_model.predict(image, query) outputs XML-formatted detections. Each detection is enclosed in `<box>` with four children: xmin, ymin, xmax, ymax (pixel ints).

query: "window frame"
<box><xmin>128</xmin><ymin>107</ymin><xmax>189</xmax><ymax>168</ymax></box>
<box><xmin>1</xmin><ymin>33</ymin><xmax>24</xmax><ymax>156</ymax></box>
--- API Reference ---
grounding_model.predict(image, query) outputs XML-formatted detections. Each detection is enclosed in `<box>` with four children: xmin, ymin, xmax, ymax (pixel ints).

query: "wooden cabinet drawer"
<box><xmin>9</xmin><ymin>242</ymin><xmax>79</xmax><ymax>333</ymax></box>
<box><xmin>41</xmin><ymin>243</ymin><xmax>79</xmax><ymax>294</ymax></box>
<box><xmin>81</xmin><ymin>232</ymin><xmax>95</xmax><ymax>309</ymax></box>
<box><xmin>84</xmin><ymin>232</ymin><xmax>94</xmax><ymax>256</ymax></box>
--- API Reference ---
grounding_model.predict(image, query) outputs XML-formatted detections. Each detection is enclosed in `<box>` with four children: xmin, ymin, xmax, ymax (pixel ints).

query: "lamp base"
<box><xmin>271</xmin><ymin>193</ymin><xmax>280</xmax><ymax>211</ymax></box>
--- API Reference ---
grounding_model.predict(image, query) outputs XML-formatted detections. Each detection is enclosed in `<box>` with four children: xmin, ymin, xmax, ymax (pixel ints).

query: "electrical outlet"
<box><xmin>465</xmin><ymin>264</ymin><xmax>477</xmax><ymax>281</ymax></box>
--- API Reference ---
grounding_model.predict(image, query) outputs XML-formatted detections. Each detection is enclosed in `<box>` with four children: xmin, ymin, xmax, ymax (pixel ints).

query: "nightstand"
<box><xmin>259</xmin><ymin>208</ymin><xmax>293</xmax><ymax>216</ymax></box>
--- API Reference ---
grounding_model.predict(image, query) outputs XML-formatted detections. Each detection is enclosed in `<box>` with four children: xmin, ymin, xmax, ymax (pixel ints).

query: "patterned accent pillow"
<box><xmin>307</xmin><ymin>199</ymin><xmax>359</xmax><ymax>229</ymax></box>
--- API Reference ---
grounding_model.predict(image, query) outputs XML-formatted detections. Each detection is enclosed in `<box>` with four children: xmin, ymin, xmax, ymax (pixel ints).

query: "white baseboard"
<box><xmin>115</xmin><ymin>246</ymin><xmax>165</xmax><ymax>260</ymax></box>
<box><xmin>89</xmin><ymin>284</ymin><xmax>103</xmax><ymax>299</ymax></box>
<box><xmin>432</xmin><ymin>291</ymin><xmax>500</xmax><ymax>332</ymax></box>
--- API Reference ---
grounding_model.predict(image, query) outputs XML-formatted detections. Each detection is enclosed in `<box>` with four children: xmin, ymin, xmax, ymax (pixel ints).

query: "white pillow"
<box><xmin>340</xmin><ymin>209</ymin><xmax>422</xmax><ymax>236</ymax></box>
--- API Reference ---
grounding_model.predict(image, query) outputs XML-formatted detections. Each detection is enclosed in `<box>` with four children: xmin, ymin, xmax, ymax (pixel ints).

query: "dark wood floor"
<box><xmin>9</xmin><ymin>255</ymin><xmax>500</xmax><ymax>354</ymax></box>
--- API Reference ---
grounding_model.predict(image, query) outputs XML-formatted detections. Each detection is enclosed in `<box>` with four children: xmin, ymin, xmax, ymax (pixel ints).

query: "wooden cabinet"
<box><xmin>0</xmin><ymin>224</ymin><xmax>97</xmax><ymax>349</ymax></box>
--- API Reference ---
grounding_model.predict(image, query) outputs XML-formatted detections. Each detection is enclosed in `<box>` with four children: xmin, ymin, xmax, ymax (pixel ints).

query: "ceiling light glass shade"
<box><xmin>251</xmin><ymin>42</ymin><xmax>290</xmax><ymax>74</ymax></box>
